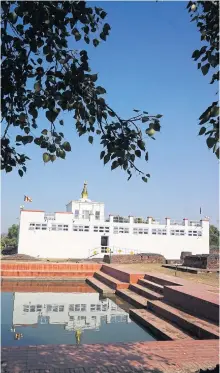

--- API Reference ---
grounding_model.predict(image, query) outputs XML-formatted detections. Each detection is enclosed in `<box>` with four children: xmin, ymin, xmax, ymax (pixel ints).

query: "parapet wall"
<box><xmin>103</xmin><ymin>253</ymin><xmax>165</xmax><ymax>264</ymax></box>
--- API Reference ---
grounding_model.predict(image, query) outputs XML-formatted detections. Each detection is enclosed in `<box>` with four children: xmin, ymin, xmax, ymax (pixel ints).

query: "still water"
<box><xmin>1</xmin><ymin>283</ymin><xmax>155</xmax><ymax>346</ymax></box>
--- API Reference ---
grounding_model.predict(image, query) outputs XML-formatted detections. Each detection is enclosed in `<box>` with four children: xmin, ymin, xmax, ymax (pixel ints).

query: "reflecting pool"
<box><xmin>1</xmin><ymin>281</ymin><xmax>156</xmax><ymax>346</ymax></box>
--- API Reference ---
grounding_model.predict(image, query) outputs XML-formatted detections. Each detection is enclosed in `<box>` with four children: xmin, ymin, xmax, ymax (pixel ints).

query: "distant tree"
<box><xmin>188</xmin><ymin>1</ymin><xmax>219</xmax><ymax>158</ymax></box>
<box><xmin>209</xmin><ymin>224</ymin><xmax>219</xmax><ymax>248</ymax></box>
<box><xmin>1</xmin><ymin>224</ymin><xmax>19</xmax><ymax>249</ymax></box>
<box><xmin>1</xmin><ymin>1</ymin><xmax>162</xmax><ymax>182</ymax></box>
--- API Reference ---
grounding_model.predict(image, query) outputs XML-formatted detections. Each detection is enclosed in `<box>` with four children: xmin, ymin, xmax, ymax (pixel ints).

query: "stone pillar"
<box><xmin>165</xmin><ymin>217</ymin><xmax>170</xmax><ymax>226</ymax></box>
<box><xmin>147</xmin><ymin>217</ymin><xmax>152</xmax><ymax>224</ymax></box>
<box><xmin>183</xmin><ymin>218</ymin><xmax>188</xmax><ymax>226</ymax></box>
<box><xmin>109</xmin><ymin>215</ymin><xmax>114</xmax><ymax>223</ymax></box>
<box><xmin>129</xmin><ymin>216</ymin><xmax>134</xmax><ymax>224</ymax></box>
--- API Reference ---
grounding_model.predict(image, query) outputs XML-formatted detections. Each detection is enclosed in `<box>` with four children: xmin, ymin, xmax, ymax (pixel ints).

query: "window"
<box><xmin>51</xmin><ymin>224</ymin><xmax>69</xmax><ymax>231</ymax></box>
<box><xmin>73</xmin><ymin>225</ymin><xmax>90</xmax><ymax>232</ymax></box>
<box><xmin>95</xmin><ymin>211</ymin><xmax>100</xmax><ymax>220</ymax></box>
<box><xmin>68</xmin><ymin>304</ymin><xmax>87</xmax><ymax>311</ymax></box>
<box><xmin>188</xmin><ymin>230</ymin><xmax>202</xmax><ymax>237</ymax></box>
<box><xmin>82</xmin><ymin>210</ymin><xmax>90</xmax><ymax>219</ymax></box>
<box><xmin>93</xmin><ymin>226</ymin><xmax>109</xmax><ymax>233</ymax></box>
<box><xmin>114</xmin><ymin>227</ymin><xmax>129</xmax><ymax>234</ymax></box>
<box><xmin>152</xmin><ymin>229</ymin><xmax>167</xmax><ymax>235</ymax></box>
<box><xmin>74</xmin><ymin>210</ymin><xmax>79</xmax><ymax>219</ymax></box>
<box><xmin>133</xmin><ymin>228</ymin><xmax>148</xmax><ymax>235</ymax></box>
<box><xmin>59</xmin><ymin>305</ymin><xmax>64</xmax><ymax>312</ymax></box>
<box><xmin>30</xmin><ymin>305</ymin><xmax>35</xmax><ymax>312</ymax></box>
<box><xmin>29</xmin><ymin>223</ymin><xmax>47</xmax><ymax>231</ymax></box>
<box><xmin>23</xmin><ymin>305</ymin><xmax>29</xmax><ymax>312</ymax></box>
<box><xmin>171</xmin><ymin>230</ymin><xmax>185</xmax><ymax>236</ymax></box>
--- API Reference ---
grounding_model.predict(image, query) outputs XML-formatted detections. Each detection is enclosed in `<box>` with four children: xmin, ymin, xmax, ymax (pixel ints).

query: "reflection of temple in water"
<box><xmin>12</xmin><ymin>292</ymin><xmax>131</xmax><ymax>333</ymax></box>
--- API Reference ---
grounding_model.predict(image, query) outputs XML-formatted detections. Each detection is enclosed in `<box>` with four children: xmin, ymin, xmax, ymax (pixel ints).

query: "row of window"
<box><xmin>74</xmin><ymin>210</ymin><xmax>100</xmax><ymax>220</ymax></box>
<box><xmin>23</xmin><ymin>303</ymin><xmax>120</xmax><ymax>313</ymax></box>
<box><xmin>28</xmin><ymin>223</ymin><xmax>202</xmax><ymax>236</ymax></box>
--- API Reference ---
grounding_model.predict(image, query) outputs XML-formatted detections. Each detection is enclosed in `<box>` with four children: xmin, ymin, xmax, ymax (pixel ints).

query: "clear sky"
<box><xmin>1</xmin><ymin>1</ymin><xmax>219</xmax><ymax>232</ymax></box>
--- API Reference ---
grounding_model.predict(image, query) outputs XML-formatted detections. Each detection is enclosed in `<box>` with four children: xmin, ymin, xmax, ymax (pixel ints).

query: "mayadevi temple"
<box><xmin>18</xmin><ymin>182</ymin><xmax>209</xmax><ymax>260</ymax></box>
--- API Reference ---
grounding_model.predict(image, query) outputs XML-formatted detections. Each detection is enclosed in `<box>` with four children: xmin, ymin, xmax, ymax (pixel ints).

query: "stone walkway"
<box><xmin>2</xmin><ymin>340</ymin><xmax>219</xmax><ymax>373</ymax></box>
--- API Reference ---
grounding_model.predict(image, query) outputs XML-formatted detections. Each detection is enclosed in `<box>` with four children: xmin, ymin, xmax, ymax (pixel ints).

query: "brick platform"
<box><xmin>1</xmin><ymin>340</ymin><xmax>219</xmax><ymax>373</ymax></box>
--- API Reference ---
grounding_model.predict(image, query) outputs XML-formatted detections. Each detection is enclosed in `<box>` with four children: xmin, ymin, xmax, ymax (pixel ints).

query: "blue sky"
<box><xmin>2</xmin><ymin>1</ymin><xmax>219</xmax><ymax>232</ymax></box>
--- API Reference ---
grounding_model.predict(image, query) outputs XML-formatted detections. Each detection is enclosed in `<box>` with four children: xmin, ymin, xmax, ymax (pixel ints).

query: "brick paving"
<box><xmin>1</xmin><ymin>340</ymin><xmax>219</xmax><ymax>373</ymax></box>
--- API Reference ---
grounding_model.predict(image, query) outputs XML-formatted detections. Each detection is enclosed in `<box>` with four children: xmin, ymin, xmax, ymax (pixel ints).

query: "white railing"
<box><xmin>134</xmin><ymin>217</ymin><xmax>148</xmax><ymax>224</ymax></box>
<box><xmin>113</xmin><ymin>216</ymin><xmax>129</xmax><ymax>223</ymax></box>
<box><xmin>189</xmin><ymin>221</ymin><xmax>201</xmax><ymax>227</ymax></box>
<box><xmin>170</xmin><ymin>220</ymin><xmax>184</xmax><ymax>226</ymax></box>
<box><xmin>89</xmin><ymin>246</ymin><xmax>141</xmax><ymax>257</ymax></box>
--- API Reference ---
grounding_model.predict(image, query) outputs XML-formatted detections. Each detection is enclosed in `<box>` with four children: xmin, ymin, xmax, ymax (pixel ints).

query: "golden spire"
<box><xmin>81</xmin><ymin>181</ymin><xmax>88</xmax><ymax>199</ymax></box>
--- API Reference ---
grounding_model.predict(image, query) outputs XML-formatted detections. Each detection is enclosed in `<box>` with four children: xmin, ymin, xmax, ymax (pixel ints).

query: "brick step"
<box><xmin>1</xmin><ymin>263</ymin><xmax>101</xmax><ymax>271</ymax></box>
<box><xmin>138</xmin><ymin>278</ymin><xmax>164</xmax><ymax>294</ymax></box>
<box><xmin>116</xmin><ymin>289</ymin><xmax>148</xmax><ymax>308</ymax></box>
<box><xmin>1</xmin><ymin>270</ymin><xmax>95</xmax><ymax>278</ymax></box>
<box><xmin>130</xmin><ymin>309</ymin><xmax>193</xmax><ymax>341</ymax></box>
<box><xmin>86</xmin><ymin>277</ymin><xmax>115</xmax><ymax>295</ymax></box>
<box><xmin>94</xmin><ymin>271</ymin><xmax>129</xmax><ymax>290</ymax></box>
<box><xmin>163</xmin><ymin>286</ymin><xmax>219</xmax><ymax>324</ymax></box>
<box><xmin>144</xmin><ymin>273</ymin><xmax>179</xmax><ymax>287</ymax></box>
<box><xmin>129</xmin><ymin>283</ymin><xmax>163</xmax><ymax>300</ymax></box>
<box><xmin>147</xmin><ymin>300</ymin><xmax>220</xmax><ymax>340</ymax></box>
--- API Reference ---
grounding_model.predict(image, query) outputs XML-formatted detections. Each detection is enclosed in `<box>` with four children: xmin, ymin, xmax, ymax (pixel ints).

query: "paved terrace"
<box><xmin>1</xmin><ymin>340</ymin><xmax>219</xmax><ymax>373</ymax></box>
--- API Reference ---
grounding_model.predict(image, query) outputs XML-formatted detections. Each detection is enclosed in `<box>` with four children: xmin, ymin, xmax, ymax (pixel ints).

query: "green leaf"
<box><xmin>96</xmin><ymin>86</ymin><xmax>106</xmax><ymax>94</ymax></box>
<box><xmin>137</xmin><ymin>140</ymin><xmax>145</xmax><ymax>151</ymax></box>
<box><xmin>210</xmin><ymin>106</ymin><xmax>219</xmax><ymax>118</ymax></box>
<box><xmin>192</xmin><ymin>49</ymin><xmax>200</xmax><ymax>60</ymax></box>
<box><xmin>198</xmin><ymin>127</ymin><xmax>206</xmax><ymax>135</ymax></box>
<box><xmin>100</xmin><ymin>11</ymin><xmax>107</xmax><ymax>19</ymax></box>
<box><xmin>46</xmin><ymin>109</ymin><xmax>60</xmax><ymax>123</ymax></box>
<box><xmin>145</xmin><ymin>152</ymin><xmax>149</xmax><ymax>161</ymax></box>
<box><xmin>29</xmin><ymin>107</ymin><xmax>38</xmax><ymax>119</ymax></box>
<box><xmin>206</xmin><ymin>137</ymin><xmax>216</xmax><ymax>149</ymax></box>
<box><xmin>16</xmin><ymin>135</ymin><xmax>23</xmax><ymax>142</ymax></box>
<box><xmin>43</xmin><ymin>153</ymin><xmax>51</xmax><ymax>163</ymax></box>
<box><xmin>135</xmin><ymin>150</ymin><xmax>141</xmax><ymax>158</ymax></box>
<box><xmin>133</xmin><ymin>109</ymin><xmax>140</xmax><ymax>112</ymax></box>
<box><xmin>156</xmin><ymin>114</ymin><xmax>163</xmax><ymax>118</ymax></box>
<box><xmin>142</xmin><ymin>177</ymin><xmax>148</xmax><ymax>183</ymax></box>
<box><xmin>18</xmin><ymin>169</ymin><xmax>23</xmax><ymax>177</ymax></box>
<box><xmin>37</xmin><ymin>58</ymin><xmax>43</xmax><ymax>65</ymax></box>
<box><xmin>41</xmin><ymin>129</ymin><xmax>48</xmax><ymax>135</ymax></box>
<box><xmin>75</xmin><ymin>33</ymin><xmax>81</xmax><ymax>41</ymax></box>
<box><xmin>111</xmin><ymin>160</ymin><xmax>119</xmax><ymax>170</ymax></box>
<box><xmin>93</xmin><ymin>39</ymin><xmax>99</xmax><ymax>47</ymax></box>
<box><xmin>100</xmin><ymin>32</ymin><xmax>106</xmax><ymax>41</ymax></box>
<box><xmin>100</xmin><ymin>151</ymin><xmax>105</xmax><ymax>160</ymax></box>
<box><xmin>34</xmin><ymin>82</ymin><xmax>41</xmax><ymax>92</ymax></box>
<box><xmin>50</xmin><ymin>155</ymin><xmax>56</xmax><ymax>163</ymax></box>
<box><xmin>62</xmin><ymin>141</ymin><xmax>71</xmax><ymax>151</ymax></box>
<box><xmin>9</xmin><ymin>12</ymin><xmax>18</xmax><ymax>24</ymax></box>
<box><xmin>57</xmin><ymin>149</ymin><xmax>66</xmax><ymax>159</ymax></box>
<box><xmin>22</xmin><ymin>136</ymin><xmax>33</xmax><ymax>144</ymax></box>
<box><xmin>59</xmin><ymin>120</ymin><xmax>64</xmax><ymax>126</ymax></box>
<box><xmin>201</xmin><ymin>63</ymin><xmax>210</xmax><ymax>76</ymax></box>
<box><xmin>88</xmin><ymin>136</ymin><xmax>93</xmax><ymax>144</ymax></box>
<box><xmin>142</xmin><ymin>116</ymin><xmax>149</xmax><ymax>123</ymax></box>
<box><xmin>104</xmin><ymin>153</ymin><xmax>110</xmax><ymax>164</ymax></box>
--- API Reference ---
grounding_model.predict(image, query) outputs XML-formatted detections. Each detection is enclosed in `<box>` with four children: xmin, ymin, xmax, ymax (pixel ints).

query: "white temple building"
<box><xmin>18</xmin><ymin>182</ymin><xmax>209</xmax><ymax>260</ymax></box>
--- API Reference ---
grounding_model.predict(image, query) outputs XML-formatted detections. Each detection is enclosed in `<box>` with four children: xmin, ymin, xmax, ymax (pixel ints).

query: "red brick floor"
<box><xmin>1</xmin><ymin>340</ymin><xmax>219</xmax><ymax>373</ymax></box>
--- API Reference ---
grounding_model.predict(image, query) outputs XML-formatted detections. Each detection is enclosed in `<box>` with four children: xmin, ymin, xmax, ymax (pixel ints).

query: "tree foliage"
<box><xmin>1</xmin><ymin>1</ymin><xmax>162</xmax><ymax>181</ymax></box>
<box><xmin>188</xmin><ymin>1</ymin><xmax>219</xmax><ymax>158</ymax></box>
<box><xmin>209</xmin><ymin>224</ymin><xmax>219</xmax><ymax>248</ymax></box>
<box><xmin>1</xmin><ymin>224</ymin><xmax>19</xmax><ymax>249</ymax></box>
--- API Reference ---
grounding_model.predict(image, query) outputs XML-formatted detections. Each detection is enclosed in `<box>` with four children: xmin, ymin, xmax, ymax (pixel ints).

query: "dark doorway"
<box><xmin>101</xmin><ymin>236</ymin><xmax>109</xmax><ymax>252</ymax></box>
